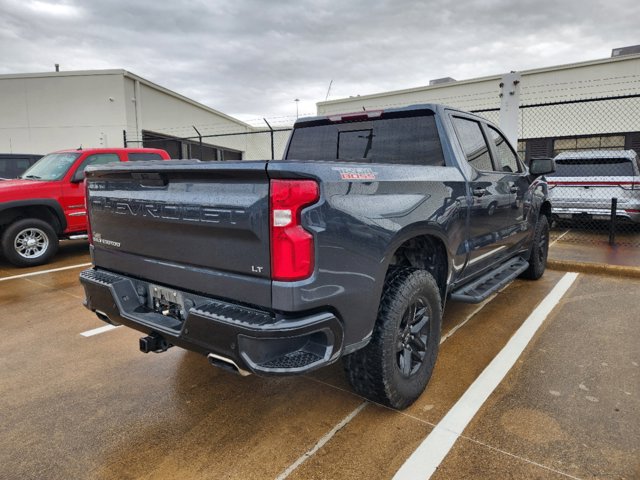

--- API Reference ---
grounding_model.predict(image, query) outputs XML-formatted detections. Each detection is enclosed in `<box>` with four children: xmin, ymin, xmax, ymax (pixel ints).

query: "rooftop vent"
<box><xmin>611</xmin><ymin>45</ymin><xmax>640</xmax><ymax>57</ymax></box>
<box><xmin>429</xmin><ymin>77</ymin><xmax>456</xmax><ymax>86</ymax></box>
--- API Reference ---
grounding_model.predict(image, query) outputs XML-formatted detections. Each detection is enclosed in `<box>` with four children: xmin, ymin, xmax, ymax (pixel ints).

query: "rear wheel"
<box><xmin>1</xmin><ymin>218</ymin><xmax>59</xmax><ymax>267</ymax></box>
<box><xmin>343</xmin><ymin>268</ymin><xmax>442</xmax><ymax>409</ymax></box>
<box><xmin>520</xmin><ymin>215</ymin><xmax>549</xmax><ymax>280</ymax></box>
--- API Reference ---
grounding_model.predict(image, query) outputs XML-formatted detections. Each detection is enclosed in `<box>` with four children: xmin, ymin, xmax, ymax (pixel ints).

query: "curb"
<box><xmin>548</xmin><ymin>259</ymin><xmax>640</xmax><ymax>279</ymax></box>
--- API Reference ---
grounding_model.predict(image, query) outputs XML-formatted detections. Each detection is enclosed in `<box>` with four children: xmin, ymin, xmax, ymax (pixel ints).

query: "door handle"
<box><xmin>509</xmin><ymin>186</ymin><xmax>518</xmax><ymax>193</ymax></box>
<box><xmin>472</xmin><ymin>188</ymin><xmax>487</xmax><ymax>197</ymax></box>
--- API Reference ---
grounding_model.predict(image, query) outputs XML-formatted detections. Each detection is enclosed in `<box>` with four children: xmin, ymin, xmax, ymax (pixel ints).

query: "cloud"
<box><xmin>0</xmin><ymin>0</ymin><xmax>639</xmax><ymax>124</ymax></box>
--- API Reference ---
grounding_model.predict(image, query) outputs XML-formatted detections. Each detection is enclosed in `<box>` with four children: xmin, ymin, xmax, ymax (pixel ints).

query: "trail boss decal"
<box><xmin>333</xmin><ymin>167</ymin><xmax>377</xmax><ymax>181</ymax></box>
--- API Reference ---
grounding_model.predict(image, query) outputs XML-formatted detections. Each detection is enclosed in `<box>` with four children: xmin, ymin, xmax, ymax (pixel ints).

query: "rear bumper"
<box><xmin>80</xmin><ymin>268</ymin><xmax>344</xmax><ymax>375</ymax></box>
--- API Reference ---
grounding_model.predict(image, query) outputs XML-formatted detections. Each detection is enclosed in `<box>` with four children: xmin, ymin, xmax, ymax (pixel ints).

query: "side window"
<box><xmin>488</xmin><ymin>126</ymin><xmax>520</xmax><ymax>173</ymax></box>
<box><xmin>452</xmin><ymin>117</ymin><xmax>495</xmax><ymax>172</ymax></box>
<box><xmin>76</xmin><ymin>153</ymin><xmax>120</xmax><ymax>177</ymax></box>
<box><xmin>128</xmin><ymin>153</ymin><xmax>163</xmax><ymax>161</ymax></box>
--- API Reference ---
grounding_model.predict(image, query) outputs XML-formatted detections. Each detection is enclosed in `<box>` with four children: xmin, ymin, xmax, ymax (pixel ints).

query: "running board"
<box><xmin>451</xmin><ymin>257</ymin><xmax>529</xmax><ymax>303</ymax></box>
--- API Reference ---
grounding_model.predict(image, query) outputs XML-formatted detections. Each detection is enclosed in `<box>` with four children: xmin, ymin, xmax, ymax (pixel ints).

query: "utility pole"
<box><xmin>499</xmin><ymin>72</ymin><xmax>521</xmax><ymax>149</ymax></box>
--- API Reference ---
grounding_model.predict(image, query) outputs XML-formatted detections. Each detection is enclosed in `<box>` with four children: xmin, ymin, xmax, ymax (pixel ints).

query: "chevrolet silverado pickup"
<box><xmin>0</xmin><ymin>147</ymin><xmax>169</xmax><ymax>266</ymax></box>
<box><xmin>80</xmin><ymin>104</ymin><xmax>555</xmax><ymax>409</ymax></box>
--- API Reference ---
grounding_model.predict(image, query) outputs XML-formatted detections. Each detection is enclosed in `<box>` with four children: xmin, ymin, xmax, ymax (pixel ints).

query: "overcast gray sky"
<box><xmin>1</xmin><ymin>0</ymin><xmax>639</xmax><ymax>125</ymax></box>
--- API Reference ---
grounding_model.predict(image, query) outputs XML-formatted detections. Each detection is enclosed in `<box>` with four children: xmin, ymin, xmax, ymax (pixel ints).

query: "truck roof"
<box><xmin>294</xmin><ymin>103</ymin><xmax>491</xmax><ymax>129</ymax></box>
<box><xmin>53</xmin><ymin>147</ymin><xmax>168</xmax><ymax>154</ymax></box>
<box><xmin>295</xmin><ymin>103</ymin><xmax>449</xmax><ymax>126</ymax></box>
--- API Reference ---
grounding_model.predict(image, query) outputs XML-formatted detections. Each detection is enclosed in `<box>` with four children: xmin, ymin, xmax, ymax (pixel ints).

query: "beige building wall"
<box><xmin>316</xmin><ymin>54</ymin><xmax>640</xmax><ymax>141</ymax></box>
<box><xmin>0</xmin><ymin>71</ymin><xmax>127</xmax><ymax>154</ymax></box>
<box><xmin>0</xmin><ymin>69</ymin><xmax>258</xmax><ymax>157</ymax></box>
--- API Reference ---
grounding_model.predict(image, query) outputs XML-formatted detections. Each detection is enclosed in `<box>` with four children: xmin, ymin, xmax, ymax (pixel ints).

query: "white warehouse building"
<box><xmin>0</xmin><ymin>69</ymin><xmax>268</xmax><ymax>160</ymax></box>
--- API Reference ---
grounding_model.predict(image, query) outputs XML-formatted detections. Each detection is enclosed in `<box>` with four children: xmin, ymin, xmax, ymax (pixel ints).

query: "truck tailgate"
<box><xmin>85</xmin><ymin>161</ymin><xmax>272</xmax><ymax>308</ymax></box>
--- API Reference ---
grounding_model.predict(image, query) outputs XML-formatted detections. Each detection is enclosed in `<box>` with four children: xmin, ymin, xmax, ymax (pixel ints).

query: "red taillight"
<box><xmin>270</xmin><ymin>179</ymin><xmax>319</xmax><ymax>281</ymax></box>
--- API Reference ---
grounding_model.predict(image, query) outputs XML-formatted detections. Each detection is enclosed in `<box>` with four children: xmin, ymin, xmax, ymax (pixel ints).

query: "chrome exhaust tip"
<box><xmin>207</xmin><ymin>353</ymin><xmax>251</xmax><ymax>376</ymax></box>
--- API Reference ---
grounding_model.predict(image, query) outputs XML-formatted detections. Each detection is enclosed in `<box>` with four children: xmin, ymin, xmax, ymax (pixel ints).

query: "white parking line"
<box><xmin>393</xmin><ymin>272</ymin><xmax>579</xmax><ymax>480</ymax></box>
<box><xmin>275</xmin><ymin>402</ymin><xmax>368</xmax><ymax>480</ymax></box>
<box><xmin>550</xmin><ymin>229</ymin><xmax>571</xmax><ymax>247</ymax></box>
<box><xmin>80</xmin><ymin>324</ymin><xmax>120</xmax><ymax>337</ymax></box>
<box><xmin>0</xmin><ymin>262</ymin><xmax>91</xmax><ymax>282</ymax></box>
<box><xmin>286</xmin><ymin>286</ymin><xmax>500</xmax><ymax>479</ymax></box>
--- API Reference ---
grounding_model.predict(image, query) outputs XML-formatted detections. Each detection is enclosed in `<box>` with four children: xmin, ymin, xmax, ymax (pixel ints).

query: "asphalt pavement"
<box><xmin>0</xmin><ymin>241</ymin><xmax>638</xmax><ymax>479</ymax></box>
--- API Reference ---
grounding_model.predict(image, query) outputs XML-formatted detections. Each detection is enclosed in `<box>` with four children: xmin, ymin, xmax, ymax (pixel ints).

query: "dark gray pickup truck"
<box><xmin>80</xmin><ymin>104</ymin><xmax>554</xmax><ymax>409</ymax></box>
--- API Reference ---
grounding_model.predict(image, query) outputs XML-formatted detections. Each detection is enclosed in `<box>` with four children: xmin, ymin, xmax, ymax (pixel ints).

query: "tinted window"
<box><xmin>452</xmin><ymin>117</ymin><xmax>494</xmax><ymax>171</ymax></box>
<box><xmin>553</xmin><ymin>158</ymin><xmax>635</xmax><ymax>177</ymax></box>
<box><xmin>0</xmin><ymin>159</ymin><xmax>10</xmax><ymax>178</ymax></box>
<box><xmin>222</xmin><ymin>149</ymin><xmax>242</xmax><ymax>161</ymax></box>
<box><xmin>0</xmin><ymin>158</ymin><xmax>31</xmax><ymax>178</ymax></box>
<box><xmin>76</xmin><ymin>154</ymin><xmax>120</xmax><ymax>178</ymax></box>
<box><xmin>128</xmin><ymin>153</ymin><xmax>163</xmax><ymax>161</ymax></box>
<box><xmin>286</xmin><ymin>113</ymin><xmax>445</xmax><ymax>166</ymax></box>
<box><xmin>488</xmin><ymin>126</ymin><xmax>520</xmax><ymax>173</ymax></box>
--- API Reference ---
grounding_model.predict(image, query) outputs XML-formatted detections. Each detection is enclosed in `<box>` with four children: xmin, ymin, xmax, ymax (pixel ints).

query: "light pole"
<box><xmin>294</xmin><ymin>98</ymin><xmax>300</xmax><ymax>119</ymax></box>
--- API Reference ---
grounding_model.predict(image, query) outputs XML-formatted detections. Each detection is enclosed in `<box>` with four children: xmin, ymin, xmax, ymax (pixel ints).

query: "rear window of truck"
<box><xmin>286</xmin><ymin>112</ymin><xmax>445</xmax><ymax>166</ymax></box>
<box><xmin>128</xmin><ymin>153</ymin><xmax>164</xmax><ymax>161</ymax></box>
<box><xmin>553</xmin><ymin>158</ymin><xmax>636</xmax><ymax>177</ymax></box>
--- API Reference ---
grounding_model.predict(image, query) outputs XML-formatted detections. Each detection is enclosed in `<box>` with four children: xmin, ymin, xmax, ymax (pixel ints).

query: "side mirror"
<box><xmin>70</xmin><ymin>169</ymin><xmax>85</xmax><ymax>183</ymax></box>
<box><xmin>529</xmin><ymin>157</ymin><xmax>555</xmax><ymax>176</ymax></box>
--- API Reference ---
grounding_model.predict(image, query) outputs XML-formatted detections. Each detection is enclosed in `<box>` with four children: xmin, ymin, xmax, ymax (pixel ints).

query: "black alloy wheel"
<box><xmin>396</xmin><ymin>299</ymin><xmax>431</xmax><ymax>377</ymax></box>
<box><xmin>343</xmin><ymin>268</ymin><xmax>442</xmax><ymax>409</ymax></box>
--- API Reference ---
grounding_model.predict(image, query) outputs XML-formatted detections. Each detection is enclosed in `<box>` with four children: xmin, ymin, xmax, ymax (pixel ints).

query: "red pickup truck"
<box><xmin>0</xmin><ymin>147</ymin><xmax>170</xmax><ymax>267</ymax></box>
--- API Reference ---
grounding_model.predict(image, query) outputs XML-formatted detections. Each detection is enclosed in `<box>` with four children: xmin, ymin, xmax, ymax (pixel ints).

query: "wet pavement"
<box><xmin>1</xmin><ymin>243</ymin><xmax>638</xmax><ymax>479</ymax></box>
<box><xmin>549</xmin><ymin>227</ymin><xmax>640</xmax><ymax>270</ymax></box>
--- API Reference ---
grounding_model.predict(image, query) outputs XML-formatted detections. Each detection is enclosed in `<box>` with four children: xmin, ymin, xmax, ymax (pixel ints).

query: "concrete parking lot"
<box><xmin>1</xmin><ymin>242</ymin><xmax>638</xmax><ymax>479</ymax></box>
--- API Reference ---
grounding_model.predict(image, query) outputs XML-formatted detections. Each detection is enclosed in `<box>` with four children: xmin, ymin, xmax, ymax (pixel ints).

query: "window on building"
<box><xmin>517</xmin><ymin>141</ymin><xmax>527</xmax><ymax>159</ymax></box>
<box><xmin>141</xmin><ymin>130</ymin><xmax>242</xmax><ymax>161</ymax></box>
<box><xmin>553</xmin><ymin>135</ymin><xmax>625</xmax><ymax>156</ymax></box>
<box><xmin>222</xmin><ymin>149</ymin><xmax>242</xmax><ymax>161</ymax></box>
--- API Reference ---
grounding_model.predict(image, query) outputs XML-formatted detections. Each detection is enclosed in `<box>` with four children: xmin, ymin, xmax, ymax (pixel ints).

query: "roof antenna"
<box><xmin>325</xmin><ymin>79</ymin><xmax>333</xmax><ymax>101</ymax></box>
<box><xmin>362</xmin><ymin>106</ymin><xmax>366</xmax><ymax>111</ymax></box>
<box><xmin>77</xmin><ymin>145</ymin><xmax>83</xmax><ymax>150</ymax></box>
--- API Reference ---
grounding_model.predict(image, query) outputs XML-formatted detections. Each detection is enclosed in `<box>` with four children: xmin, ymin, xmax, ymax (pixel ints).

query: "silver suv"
<box><xmin>547</xmin><ymin>150</ymin><xmax>640</xmax><ymax>223</ymax></box>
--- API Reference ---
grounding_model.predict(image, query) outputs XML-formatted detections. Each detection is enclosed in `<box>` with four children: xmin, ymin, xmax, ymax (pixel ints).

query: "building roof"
<box><xmin>0</xmin><ymin>69</ymin><xmax>251</xmax><ymax>129</ymax></box>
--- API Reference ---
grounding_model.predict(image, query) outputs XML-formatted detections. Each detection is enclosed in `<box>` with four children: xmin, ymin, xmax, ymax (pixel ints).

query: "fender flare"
<box><xmin>0</xmin><ymin>199</ymin><xmax>67</xmax><ymax>232</ymax></box>
<box><xmin>376</xmin><ymin>222</ymin><xmax>454</xmax><ymax>295</ymax></box>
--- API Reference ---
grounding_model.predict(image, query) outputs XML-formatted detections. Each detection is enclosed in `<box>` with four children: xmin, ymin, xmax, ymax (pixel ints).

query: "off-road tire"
<box><xmin>1</xmin><ymin>218</ymin><xmax>59</xmax><ymax>267</ymax></box>
<box><xmin>343</xmin><ymin>268</ymin><xmax>442</xmax><ymax>409</ymax></box>
<box><xmin>520</xmin><ymin>214</ymin><xmax>549</xmax><ymax>280</ymax></box>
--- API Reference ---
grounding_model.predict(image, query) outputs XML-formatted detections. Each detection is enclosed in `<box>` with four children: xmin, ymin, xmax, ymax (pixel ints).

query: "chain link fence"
<box><xmin>474</xmin><ymin>95</ymin><xmax>640</xmax><ymax>248</ymax></box>
<box><xmin>126</xmin><ymin>95</ymin><xmax>640</xmax><ymax>248</ymax></box>
<box><xmin>124</xmin><ymin>127</ymin><xmax>293</xmax><ymax>161</ymax></box>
